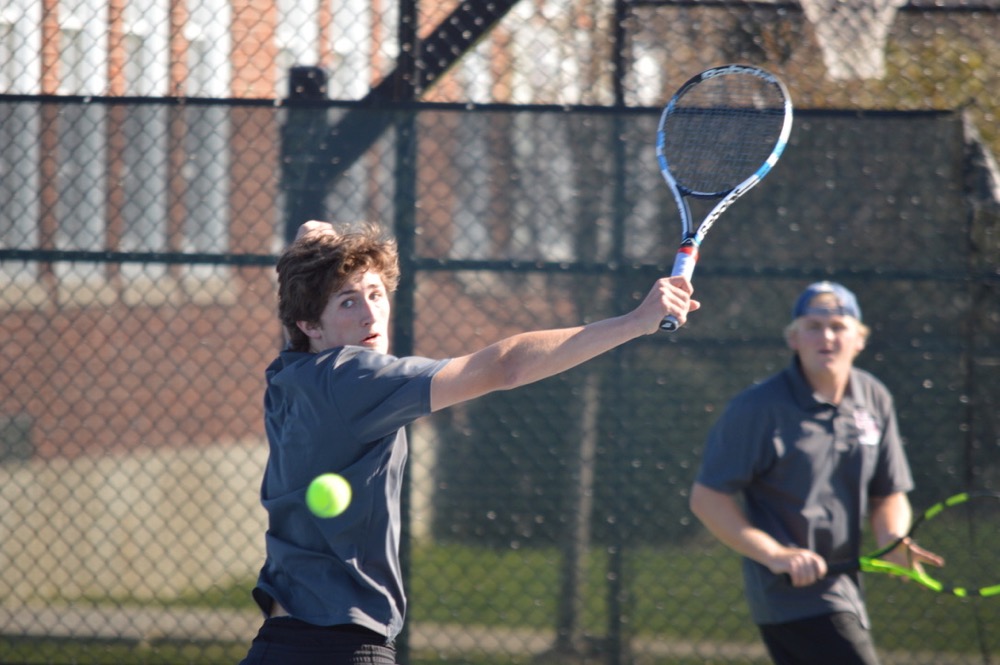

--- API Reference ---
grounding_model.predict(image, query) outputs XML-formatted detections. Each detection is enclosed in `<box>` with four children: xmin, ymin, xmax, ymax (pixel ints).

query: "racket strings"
<box><xmin>661</xmin><ymin>76</ymin><xmax>787</xmax><ymax>195</ymax></box>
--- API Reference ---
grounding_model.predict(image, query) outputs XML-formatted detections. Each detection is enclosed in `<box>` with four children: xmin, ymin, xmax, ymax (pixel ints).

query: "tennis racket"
<box><xmin>656</xmin><ymin>64</ymin><xmax>793</xmax><ymax>331</ymax></box>
<box><xmin>825</xmin><ymin>490</ymin><xmax>1000</xmax><ymax>597</ymax></box>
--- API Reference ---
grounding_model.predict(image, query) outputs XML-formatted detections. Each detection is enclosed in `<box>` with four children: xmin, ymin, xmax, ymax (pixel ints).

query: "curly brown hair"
<box><xmin>276</xmin><ymin>222</ymin><xmax>400</xmax><ymax>352</ymax></box>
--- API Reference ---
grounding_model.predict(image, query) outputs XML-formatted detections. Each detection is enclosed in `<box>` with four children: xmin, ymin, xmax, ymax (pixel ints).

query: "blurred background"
<box><xmin>1</xmin><ymin>1</ymin><xmax>998</xmax><ymax>663</ymax></box>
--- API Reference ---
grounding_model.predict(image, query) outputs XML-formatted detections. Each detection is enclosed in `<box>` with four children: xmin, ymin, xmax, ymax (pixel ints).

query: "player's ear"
<box><xmin>783</xmin><ymin>321</ymin><xmax>799</xmax><ymax>352</ymax></box>
<box><xmin>853</xmin><ymin>322</ymin><xmax>868</xmax><ymax>353</ymax></box>
<box><xmin>296</xmin><ymin>320</ymin><xmax>322</xmax><ymax>339</ymax></box>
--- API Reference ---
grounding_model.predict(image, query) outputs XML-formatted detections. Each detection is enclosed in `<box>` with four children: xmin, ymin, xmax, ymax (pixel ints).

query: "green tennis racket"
<box><xmin>828</xmin><ymin>490</ymin><xmax>1000</xmax><ymax>597</ymax></box>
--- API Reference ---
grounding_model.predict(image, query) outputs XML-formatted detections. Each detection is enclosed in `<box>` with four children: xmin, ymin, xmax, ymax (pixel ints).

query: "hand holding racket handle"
<box><xmin>659</xmin><ymin>240</ymin><xmax>699</xmax><ymax>331</ymax></box>
<box><xmin>783</xmin><ymin>548</ymin><xmax>918</xmax><ymax>585</ymax></box>
<box><xmin>781</xmin><ymin>491</ymin><xmax>999</xmax><ymax>596</ymax></box>
<box><xmin>780</xmin><ymin>559</ymin><xmax>837</xmax><ymax>587</ymax></box>
<box><xmin>782</xmin><ymin>546</ymin><xmax>910</xmax><ymax>585</ymax></box>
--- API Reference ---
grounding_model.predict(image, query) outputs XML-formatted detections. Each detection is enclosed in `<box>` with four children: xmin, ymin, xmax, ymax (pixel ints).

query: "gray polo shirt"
<box><xmin>252</xmin><ymin>345</ymin><xmax>448</xmax><ymax>639</ymax></box>
<box><xmin>695</xmin><ymin>358</ymin><xmax>913</xmax><ymax>626</ymax></box>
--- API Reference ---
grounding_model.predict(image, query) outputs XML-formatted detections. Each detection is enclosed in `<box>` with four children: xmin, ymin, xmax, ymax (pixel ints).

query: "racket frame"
<box><xmin>656</xmin><ymin>64</ymin><xmax>793</xmax><ymax>331</ymax></box>
<box><xmin>828</xmin><ymin>490</ymin><xmax>1000</xmax><ymax>597</ymax></box>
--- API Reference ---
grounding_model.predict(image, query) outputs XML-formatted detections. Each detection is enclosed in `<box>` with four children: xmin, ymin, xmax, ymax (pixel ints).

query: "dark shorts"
<box><xmin>758</xmin><ymin>612</ymin><xmax>881</xmax><ymax>665</ymax></box>
<box><xmin>239</xmin><ymin>618</ymin><xmax>397</xmax><ymax>665</ymax></box>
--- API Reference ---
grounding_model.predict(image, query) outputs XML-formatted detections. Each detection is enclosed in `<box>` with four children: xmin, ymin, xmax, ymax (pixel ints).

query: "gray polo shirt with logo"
<box><xmin>695</xmin><ymin>358</ymin><xmax>914</xmax><ymax>627</ymax></box>
<box><xmin>253</xmin><ymin>345</ymin><xmax>449</xmax><ymax>639</ymax></box>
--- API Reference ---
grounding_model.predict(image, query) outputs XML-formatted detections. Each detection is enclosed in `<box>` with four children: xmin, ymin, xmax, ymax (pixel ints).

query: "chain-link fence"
<box><xmin>2</xmin><ymin>2</ymin><xmax>1000</xmax><ymax>665</ymax></box>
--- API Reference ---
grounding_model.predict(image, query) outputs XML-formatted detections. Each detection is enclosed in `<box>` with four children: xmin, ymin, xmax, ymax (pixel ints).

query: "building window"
<box><xmin>182</xmin><ymin>3</ymin><xmax>232</xmax><ymax>303</ymax></box>
<box><xmin>0</xmin><ymin>103</ymin><xmax>42</xmax><ymax>308</ymax></box>
<box><xmin>277</xmin><ymin>0</ymin><xmax>320</xmax><ymax>98</ymax></box>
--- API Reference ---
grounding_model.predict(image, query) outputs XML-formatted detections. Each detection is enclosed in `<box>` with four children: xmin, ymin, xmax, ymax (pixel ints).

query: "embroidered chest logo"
<box><xmin>854</xmin><ymin>409</ymin><xmax>881</xmax><ymax>446</ymax></box>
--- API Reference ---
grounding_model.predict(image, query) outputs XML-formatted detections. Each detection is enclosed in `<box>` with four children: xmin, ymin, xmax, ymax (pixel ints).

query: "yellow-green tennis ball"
<box><xmin>306</xmin><ymin>473</ymin><xmax>352</xmax><ymax>518</ymax></box>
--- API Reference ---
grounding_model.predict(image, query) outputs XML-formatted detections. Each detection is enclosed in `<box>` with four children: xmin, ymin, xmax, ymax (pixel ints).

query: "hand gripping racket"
<box><xmin>826</xmin><ymin>490</ymin><xmax>1000</xmax><ymax>597</ymax></box>
<box><xmin>656</xmin><ymin>64</ymin><xmax>793</xmax><ymax>331</ymax></box>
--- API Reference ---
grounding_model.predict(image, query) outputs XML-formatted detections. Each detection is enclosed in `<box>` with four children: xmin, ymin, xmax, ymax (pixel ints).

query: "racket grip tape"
<box><xmin>781</xmin><ymin>559</ymin><xmax>861</xmax><ymax>585</ymax></box>
<box><xmin>826</xmin><ymin>560</ymin><xmax>862</xmax><ymax>576</ymax></box>
<box><xmin>660</xmin><ymin>315</ymin><xmax>682</xmax><ymax>332</ymax></box>
<box><xmin>659</xmin><ymin>243</ymin><xmax>698</xmax><ymax>332</ymax></box>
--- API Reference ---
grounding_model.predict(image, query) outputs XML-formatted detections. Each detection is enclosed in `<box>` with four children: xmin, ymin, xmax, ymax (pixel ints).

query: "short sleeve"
<box><xmin>696</xmin><ymin>389</ymin><xmax>777</xmax><ymax>495</ymax></box>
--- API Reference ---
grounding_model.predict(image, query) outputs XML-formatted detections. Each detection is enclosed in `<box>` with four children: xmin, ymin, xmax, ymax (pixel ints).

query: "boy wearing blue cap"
<box><xmin>689</xmin><ymin>282</ymin><xmax>942</xmax><ymax>665</ymax></box>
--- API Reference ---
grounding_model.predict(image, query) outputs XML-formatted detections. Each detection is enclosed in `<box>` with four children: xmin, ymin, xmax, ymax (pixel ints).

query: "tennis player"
<box><xmin>239</xmin><ymin>220</ymin><xmax>700</xmax><ymax>665</ymax></box>
<box><xmin>689</xmin><ymin>281</ymin><xmax>940</xmax><ymax>665</ymax></box>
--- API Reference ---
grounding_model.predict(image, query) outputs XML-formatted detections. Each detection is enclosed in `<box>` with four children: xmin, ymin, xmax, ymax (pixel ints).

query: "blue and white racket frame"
<box><xmin>656</xmin><ymin>64</ymin><xmax>794</xmax><ymax>331</ymax></box>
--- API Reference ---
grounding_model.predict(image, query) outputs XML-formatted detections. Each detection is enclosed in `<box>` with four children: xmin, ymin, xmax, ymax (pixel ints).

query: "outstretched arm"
<box><xmin>289</xmin><ymin>220</ymin><xmax>702</xmax><ymax>412</ymax></box>
<box><xmin>430</xmin><ymin>277</ymin><xmax>699</xmax><ymax>411</ymax></box>
<box><xmin>689</xmin><ymin>482</ymin><xmax>828</xmax><ymax>587</ymax></box>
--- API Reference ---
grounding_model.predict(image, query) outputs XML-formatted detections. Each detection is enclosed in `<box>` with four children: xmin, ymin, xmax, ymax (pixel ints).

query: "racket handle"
<box><xmin>660</xmin><ymin>315</ymin><xmax>681</xmax><ymax>332</ymax></box>
<box><xmin>826</xmin><ymin>560</ymin><xmax>862</xmax><ymax>576</ymax></box>
<box><xmin>659</xmin><ymin>242</ymin><xmax>698</xmax><ymax>332</ymax></box>
<box><xmin>781</xmin><ymin>560</ymin><xmax>862</xmax><ymax>585</ymax></box>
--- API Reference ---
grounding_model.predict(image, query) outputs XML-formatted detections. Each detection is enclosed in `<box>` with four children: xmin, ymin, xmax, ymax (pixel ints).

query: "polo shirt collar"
<box><xmin>785</xmin><ymin>356</ymin><xmax>867</xmax><ymax>411</ymax></box>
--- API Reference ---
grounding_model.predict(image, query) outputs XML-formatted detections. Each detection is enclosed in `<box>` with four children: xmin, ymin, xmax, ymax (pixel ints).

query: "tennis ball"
<box><xmin>306</xmin><ymin>473</ymin><xmax>352</xmax><ymax>518</ymax></box>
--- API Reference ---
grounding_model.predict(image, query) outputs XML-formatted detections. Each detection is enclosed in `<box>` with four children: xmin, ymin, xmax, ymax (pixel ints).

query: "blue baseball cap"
<box><xmin>792</xmin><ymin>281</ymin><xmax>862</xmax><ymax>321</ymax></box>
